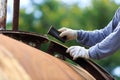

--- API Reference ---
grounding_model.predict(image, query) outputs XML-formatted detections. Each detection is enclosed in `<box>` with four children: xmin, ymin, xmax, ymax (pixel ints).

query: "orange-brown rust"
<box><xmin>0</xmin><ymin>0</ymin><xmax>7</xmax><ymax>29</ymax></box>
<box><xmin>0</xmin><ymin>16</ymin><xmax>5</xmax><ymax>29</ymax></box>
<box><xmin>12</xmin><ymin>0</ymin><xmax>20</xmax><ymax>31</ymax></box>
<box><xmin>0</xmin><ymin>34</ymin><xmax>95</xmax><ymax>80</ymax></box>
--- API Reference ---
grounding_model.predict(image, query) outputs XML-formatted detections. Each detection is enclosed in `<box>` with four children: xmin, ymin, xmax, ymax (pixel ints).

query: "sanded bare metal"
<box><xmin>0</xmin><ymin>34</ymin><xmax>96</xmax><ymax>80</ymax></box>
<box><xmin>0</xmin><ymin>45</ymin><xmax>31</xmax><ymax>80</ymax></box>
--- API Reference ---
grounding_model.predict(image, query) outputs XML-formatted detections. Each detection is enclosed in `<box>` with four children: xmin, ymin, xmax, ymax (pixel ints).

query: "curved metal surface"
<box><xmin>0</xmin><ymin>31</ymin><xmax>114</xmax><ymax>80</ymax></box>
<box><xmin>0</xmin><ymin>45</ymin><xmax>31</xmax><ymax>80</ymax></box>
<box><xmin>0</xmin><ymin>34</ymin><xmax>96</xmax><ymax>80</ymax></box>
<box><xmin>0</xmin><ymin>30</ymin><xmax>48</xmax><ymax>49</ymax></box>
<box><xmin>47</xmin><ymin>41</ymin><xmax>114</xmax><ymax>80</ymax></box>
<box><xmin>0</xmin><ymin>0</ymin><xmax>114</xmax><ymax>79</ymax></box>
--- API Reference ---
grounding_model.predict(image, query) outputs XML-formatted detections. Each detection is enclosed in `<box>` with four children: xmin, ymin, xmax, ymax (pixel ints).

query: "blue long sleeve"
<box><xmin>77</xmin><ymin>21</ymin><xmax>113</xmax><ymax>47</ymax></box>
<box><xmin>89</xmin><ymin>24</ymin><xmax>120</xmax><ymax>59</ymax></box>
<box><xmin>77</xmin><ymin>7</ymin><xmax>120</xmax><ymax>59</ymax></box>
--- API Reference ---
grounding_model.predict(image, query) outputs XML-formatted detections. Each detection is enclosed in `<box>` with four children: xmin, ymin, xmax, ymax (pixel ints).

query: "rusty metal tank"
<box><xmin>0</xmin><ymin>0</ymin><xmax>114</xmax><ymax>80</ymax></box>
<box><xmin>0</xmin><ymin>34</ymin><xmax>95</xmax><ymax>80</ymax></box>
<box><xmin>0</xmin><ymin>32</ymin><xmax>114</xmax><ymax>80</ymax></box>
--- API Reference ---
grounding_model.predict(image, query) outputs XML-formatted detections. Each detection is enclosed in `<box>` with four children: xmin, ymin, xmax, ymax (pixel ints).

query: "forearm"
<box><xmin>77</xmin><ymin>21</ymin><xmax>113</xmax><ymax>47</ymax></box>
<box><xmin>89</xmin><ymin>26</ymin><xmax>120</xmax><ymax>59</ymax></box>
<box><xmin>77</xmin><ymin>30</ymin><xmax>105</xmax><ymax>46</ymax></box>
<box><xmin>77</xmin><ymin>7</ymin><xmax>120</xmax><ymax>47</ymax></box>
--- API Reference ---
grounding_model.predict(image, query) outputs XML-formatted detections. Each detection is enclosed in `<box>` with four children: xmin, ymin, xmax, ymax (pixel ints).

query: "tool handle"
<box><xmin>48</xmin><ymin>26</ymin><xmax>66</xmax><ymax>43</ymax></box>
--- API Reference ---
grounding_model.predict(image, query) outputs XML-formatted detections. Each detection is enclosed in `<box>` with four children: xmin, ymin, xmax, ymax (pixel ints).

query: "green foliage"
<box><xmin>7</xmin><ymin>0</ymin><xmax>120</xmax><ymax>79</ymax></box>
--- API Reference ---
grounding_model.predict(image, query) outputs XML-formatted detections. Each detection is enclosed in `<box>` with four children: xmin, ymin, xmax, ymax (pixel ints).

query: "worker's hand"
<box><xmin>66</xmin><ymin>46</ymin><xmax>89</xmax><ymax>60</ymax></box>
<box><xmin>58</xmin><ymin>27</ymin><xmax>77</xmax><ymax>41</ymax></box>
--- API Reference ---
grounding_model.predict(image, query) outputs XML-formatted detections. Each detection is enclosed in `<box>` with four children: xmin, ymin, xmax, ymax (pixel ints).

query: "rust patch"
<box><xmin>0</xmin><ymin>0</ymin><xmax>7</xmax><ymax>29</ymax></box>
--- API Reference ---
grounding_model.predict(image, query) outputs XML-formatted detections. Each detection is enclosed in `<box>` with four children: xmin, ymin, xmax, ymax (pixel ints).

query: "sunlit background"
<box><xmin>6</xmin><ymin>0</ymin><xmax>120</xmax><ymax>79</ymax></box>
<box><xmin>7</xmin><ymin>0</ymin><xmax>120</xmax><ymax>22</ymax></box>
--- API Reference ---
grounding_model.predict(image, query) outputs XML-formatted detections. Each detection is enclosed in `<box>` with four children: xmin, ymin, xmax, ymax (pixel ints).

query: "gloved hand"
<box><xmin>66</xmin><ymin>46</ymin><xmax>89</xmax><ymax>60</ymax></box>
<box><xmin>58</xmin><ymin>27</ymin><xmax>77</xmax><ymax>41</ymax></box>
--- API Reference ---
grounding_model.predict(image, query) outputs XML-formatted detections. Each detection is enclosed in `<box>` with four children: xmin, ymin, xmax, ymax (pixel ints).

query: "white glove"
<box><xmin>58</xmin><ymin>27</ymin><xmax>77</xmax><ymax>40</ymax></box>
<box><xmin>66</xmin><ymin>46</ymin><xmax>89</xmax><ymax>60</ymax></box>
